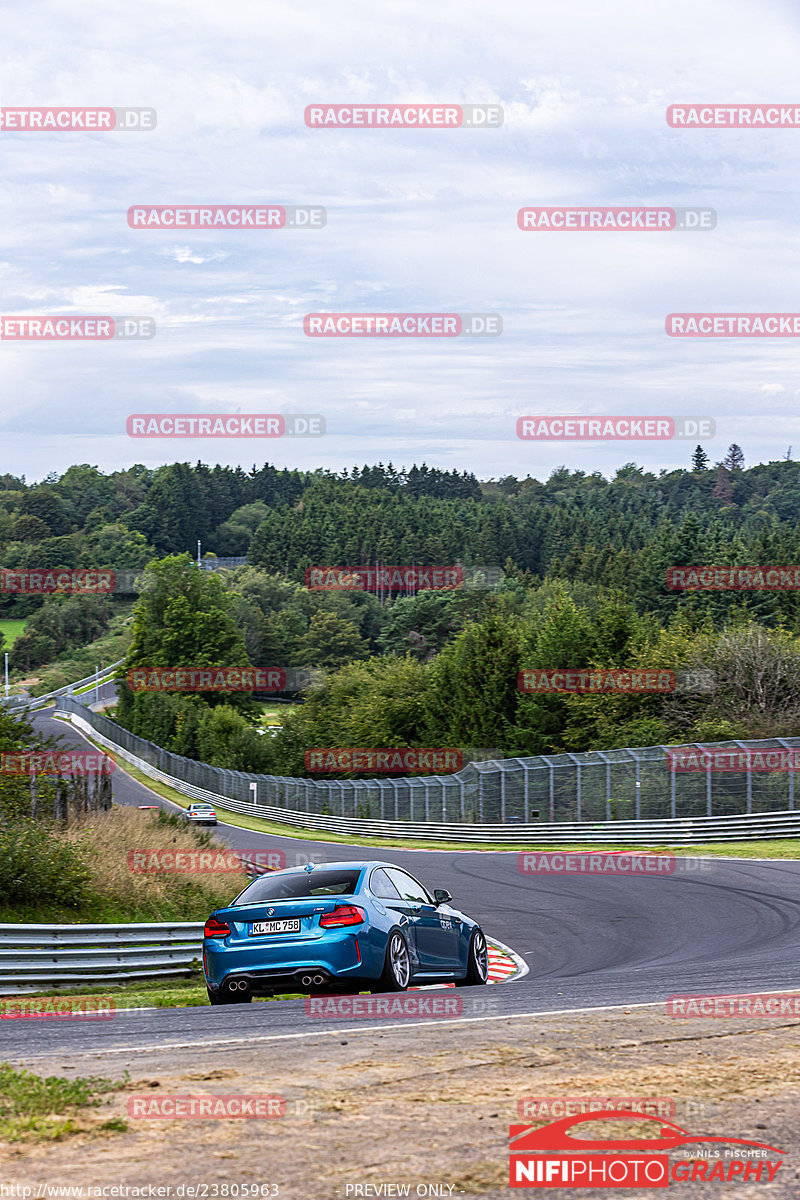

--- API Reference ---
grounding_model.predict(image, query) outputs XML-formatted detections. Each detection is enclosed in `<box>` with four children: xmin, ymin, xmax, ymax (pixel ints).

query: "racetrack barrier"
<box><xmin>54</xmin><ymin>697</ymin><xmax>800</xmax><ymax>841</ymax></box>
<box><xmin>0</xmin><ymin>922</ymin><xmax>204</xmax><ymax>994</ymax></box>
<box><xmin>0</xmin><ymin>920</ymin><xmax>521</xmax><ymax>994</ymax></box>
<box><xmin>1</xmin><ymin>659</ymin><xmax>124</xmax><ymax>712</ymax></box>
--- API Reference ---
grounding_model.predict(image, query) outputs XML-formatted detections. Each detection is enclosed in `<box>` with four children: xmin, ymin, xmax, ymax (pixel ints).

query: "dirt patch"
<box><xmin>2</xmin><ymin>1008</ymin><xmax>799</xmax><ymax>1198</ymax></box>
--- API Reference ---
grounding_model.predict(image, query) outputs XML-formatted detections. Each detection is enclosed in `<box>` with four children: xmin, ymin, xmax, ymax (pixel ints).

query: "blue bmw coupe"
<box><xmin>203</xmin><ymin>860</ymin><xmax>488</xmax><ymax>1003</ymax></box>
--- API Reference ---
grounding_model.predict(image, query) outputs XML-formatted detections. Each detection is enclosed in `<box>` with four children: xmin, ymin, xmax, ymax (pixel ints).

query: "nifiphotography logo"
<box><xmin>509</xmin><ymin>1111</ymin><xmax>784</xmax><ymax>1187</ymax></box>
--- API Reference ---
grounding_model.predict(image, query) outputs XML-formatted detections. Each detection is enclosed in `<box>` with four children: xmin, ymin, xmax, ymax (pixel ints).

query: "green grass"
<box><xmin>2</xmin><ymin>976</ymin><xmax>303</xmax><ymax>1011</ymax></box>
<box><xmin>657</xmin><ymin>839</ymin><xmax>800</xmax><ymax>858</ymax></box>
<box><xmin>253</xmin><ymin>699</ymin><xmax>293</xmax><ymax>729</ymax></box>
<box><xmin>0</xmin><ymin>1062</ymin><xmax>128</xmax><ymax>1142</ymax></box>
<box><xmin>74</xmin><ymin>676</ymin><xmax>111</xmax><ymax>696</ymax></box>
<box><xmin>0</xmin><ymin>619</ymin><xmax>26</xmax><ymax>649</ymax></box>
<box><xmin>3</xmin><ymin>977</ymin><xmax>212</xmax><ymax>1011</ymax></box>
<box><xmin>1</xmin><ymin>975</ymin><xmax>361</xmax><ymax>1011</ymax></box>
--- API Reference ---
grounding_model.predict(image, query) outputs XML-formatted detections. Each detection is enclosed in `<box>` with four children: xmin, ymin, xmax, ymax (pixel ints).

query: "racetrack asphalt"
<box><xmin>11</xmin><ymin>705</ymin><xmax>800</xmax><ymax>1062</ymax></box>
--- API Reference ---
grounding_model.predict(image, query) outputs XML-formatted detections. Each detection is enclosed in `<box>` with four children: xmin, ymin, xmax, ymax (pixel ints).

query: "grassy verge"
<box><xmin>0</xmin><ymin>977</ymin><xmax>299</xmax><ymax>1011</ymax></box>
<box><xmin>74</xmin><ymin>675</ymin><xmax>113</xmax><ymax>696</ymax></box>
<box><xmin>0</xmin><ymin>807</ymin><xmax>249</xmax><ymax>924</ymax></box>
<box><xmin>0</xmin><ymin>618</ymin><xmax>26</xmax><ymax>649</ymax></box>
<box><xmin>26</xmin><ymin>606</ymin><xmax>133</xmax><ymax>695</ymax></box>
<box><xmin>0</xmin><ymin>1062</ymin><xmax>128</xmax><ymax>1142</ymax></box>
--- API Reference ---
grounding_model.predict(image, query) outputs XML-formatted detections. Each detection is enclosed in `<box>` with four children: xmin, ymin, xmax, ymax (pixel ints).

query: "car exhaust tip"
<box><xmin>301</xmin><ymin>975</ymin><xmax>313</xmax><ymax>987</ymax></box>
<box><xmin>228</xmin><ymin>979</ymin><xmax>247</xmax><ymax>992</ymax></box>
<box><xmin>313</xmin><ymin>974</ymin><xmax>325</xmax><ymax>986</ymax></box>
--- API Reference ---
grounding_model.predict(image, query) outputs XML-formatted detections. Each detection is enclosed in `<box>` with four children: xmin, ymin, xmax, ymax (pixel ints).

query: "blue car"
<box><xmin>203</xmin><ymin>860</ymin><xmax>489</xmax><ymax>1004</ymax></box>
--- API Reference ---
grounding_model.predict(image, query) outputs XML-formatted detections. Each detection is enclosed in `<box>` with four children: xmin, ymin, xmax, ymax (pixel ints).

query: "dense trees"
<box><xmin>6</xmin><ymin>457</ymin><xmax>800</xmax><ymax>625</ymax></box>
<box><xmin>108</xmin><ymin>548</ymin><xmax>800</xmax><ymax>775</ymax></box>
<box><xmin>11</xmin><ymin>453</ymin><xmax>800</xmax><ymax>774</ymax></box>
<box><xmin>9</xmin><ymin>596</ymin><xmax>112</xmax><ymax>671</ymax></box>
<box><xmin>114</xmin><ymin>555</ymin><xmax>256</xmax><ymax>741</ymax></box>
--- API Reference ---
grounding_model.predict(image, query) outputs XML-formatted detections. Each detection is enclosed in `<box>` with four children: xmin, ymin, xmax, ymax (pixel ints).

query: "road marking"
<box><xmin>11</xmin><ymin>1001</ymin><xmax>665</xmax><ymax>1060</ymax></box>
<box><xmin>14</xmin><ymin>986</ymin><xmax>800</xmax><ymax>1063</ymax></box>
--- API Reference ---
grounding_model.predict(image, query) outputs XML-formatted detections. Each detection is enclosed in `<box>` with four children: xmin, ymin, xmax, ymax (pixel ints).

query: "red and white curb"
<box><xmin>411</xmin><ymin>935</ymin><xmax>528</xmax><ymax>990</ymax></box>
<box><xmin>487</xmin><ymin>937</ymin><xmax>527</xmax><ymax>983</ymax></box>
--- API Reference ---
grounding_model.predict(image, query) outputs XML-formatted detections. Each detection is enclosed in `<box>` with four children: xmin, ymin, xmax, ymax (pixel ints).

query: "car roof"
<box><xmin>265</xmin><ymin>861</ymin><xmax>405</xmax><ymax>875</ymax></box>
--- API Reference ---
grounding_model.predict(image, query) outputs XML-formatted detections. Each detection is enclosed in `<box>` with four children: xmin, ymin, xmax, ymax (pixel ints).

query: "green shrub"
<box><xmin>0</xmin><ymin>822</ymin><xmax>92</xmax><ymax>908</ymax></box>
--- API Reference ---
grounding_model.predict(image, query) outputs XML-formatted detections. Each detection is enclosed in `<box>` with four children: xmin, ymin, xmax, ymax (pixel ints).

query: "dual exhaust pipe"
<box><xmin>227</xmin><ymin>973</ymin><xmax>325</xmax><ymax>991</ymax></box>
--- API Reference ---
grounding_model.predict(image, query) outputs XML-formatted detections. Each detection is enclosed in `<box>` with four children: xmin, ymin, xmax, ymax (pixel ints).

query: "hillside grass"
<box><xmin>0</xmin><ymin>619</ymin><xmax>27</xmax><ymax>649</ymax></box>
<box><xmin>0</xmin><ymin>807</ymin><xmax>246</xmax><ymax>924</ymax></box>
<box><xmin>24</xmin><ymin>605</ymin><xmax>133</xmax><ymax>695</ymax></box>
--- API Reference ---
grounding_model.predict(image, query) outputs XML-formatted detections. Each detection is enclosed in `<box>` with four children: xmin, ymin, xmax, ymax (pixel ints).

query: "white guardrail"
<box><xmin>58</xmin><ymin>707</ymin><xmax>800</xmax><ymax>844</ymax></box>
<box><xmin>0</xmin><ymin>922</ymin><xmax>204</xmax><ymax>995</ymax></box>
<box><xmin>2</xmin><ymin>659</ymin><xmax>124</xmax><ymax>711</ymax></box>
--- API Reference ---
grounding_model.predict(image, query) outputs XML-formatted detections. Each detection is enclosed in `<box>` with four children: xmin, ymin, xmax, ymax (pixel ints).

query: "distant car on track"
<box><xmin>184</xmin><ymin>802</ymin><xmax>218</xmax><ymax>826</ymax></box>
<box><xmin>203</xmin><ymin>860</ymin><xmax>488</xmax><ymax>1004</ymax></box>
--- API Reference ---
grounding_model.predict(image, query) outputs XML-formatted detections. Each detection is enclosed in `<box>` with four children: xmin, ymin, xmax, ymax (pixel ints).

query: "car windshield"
<box><xmin>232</xmin><ymin>868</ymin><xmax>362</xmax><ymax>905</ymax></box>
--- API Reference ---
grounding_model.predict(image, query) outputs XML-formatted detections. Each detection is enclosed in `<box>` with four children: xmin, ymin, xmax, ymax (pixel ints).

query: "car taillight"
<box><xmin>319</xmin><ymin>905</ymin><xmax>365</xmax><ymax>928</ymax></box>
<box><xmin>204</xmin><ymin>916</ymin><xmax>231</xmax><ymax>938</ymax></box>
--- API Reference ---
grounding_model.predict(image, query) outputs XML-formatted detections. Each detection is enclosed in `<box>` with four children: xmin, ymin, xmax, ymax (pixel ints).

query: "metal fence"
<box><xmin>0</xmin><ymin>922</ymin><xmax>203</xmax><ymax>994</ymax></box>
<box><xmin>55</xmin><ymin>697</ymin><xmax>800</xmax><ymax>829</ymax></box>
<box><xmin>198</xmin><ymin>557</ymin><xmax>248</xmax><ymax>571</ymax></box>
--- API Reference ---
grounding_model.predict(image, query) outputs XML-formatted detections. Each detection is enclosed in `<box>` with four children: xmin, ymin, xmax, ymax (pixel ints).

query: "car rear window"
<box><xmin>233</xmin><ymin>869</ymin><xmax>362</xmax><ymax>905</ymax></box>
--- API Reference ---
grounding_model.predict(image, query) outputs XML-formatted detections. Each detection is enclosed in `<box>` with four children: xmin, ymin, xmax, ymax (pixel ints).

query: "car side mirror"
<box><xmin>433</xmin><ymin>889</ymin><xmax>452</xmax><ymax>906</ymax></box>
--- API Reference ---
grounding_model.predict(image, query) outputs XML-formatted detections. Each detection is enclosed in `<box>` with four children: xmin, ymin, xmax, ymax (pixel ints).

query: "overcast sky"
<box><xmin>2</xmin><ymin>0</ymin><xmax>800</xmax><ymax>484</ymax></box>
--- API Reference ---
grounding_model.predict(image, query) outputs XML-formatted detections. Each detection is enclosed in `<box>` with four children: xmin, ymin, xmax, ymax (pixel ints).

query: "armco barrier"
<box><xmin>0</xmin><ymin>920</ymin><xmax>517</xmax><ymax>994</ymax></box>
<box><xmin>1</xmin><ymin>659</ymin><xmax>124</xmax><ymax>712</ymax></box>
<box><xmin>0</xmin><ymin>922</ymin><xmax>204</xmax><ymax>995</ymax></box>
<box><xmin>55</xmin><ymin>697</ymin><xmax>800</xmax><ymax>842</ymax></box>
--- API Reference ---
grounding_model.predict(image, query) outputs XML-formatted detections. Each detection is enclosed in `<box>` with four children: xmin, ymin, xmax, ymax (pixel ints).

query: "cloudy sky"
<box><xmin>2</xmin><ymin>0</ymin><xmax>800</xmax><ymax>483</ymax></box>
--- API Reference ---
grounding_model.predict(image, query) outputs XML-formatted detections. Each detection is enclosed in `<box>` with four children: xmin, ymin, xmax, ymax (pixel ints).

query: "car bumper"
<box><xmin>204</xmin><ymin>928</ymin><xmax>375</xmax><ymax>993</ymax></box>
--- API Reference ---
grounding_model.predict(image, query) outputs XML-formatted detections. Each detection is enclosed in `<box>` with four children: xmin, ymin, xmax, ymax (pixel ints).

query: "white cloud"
<box><xmin>164</xmin><ymin>246</ymin><xmax>228</xmax><ymax>265</ymax></box>
<box><xmin>1</xmin><ymin>0</ymin><xmax>799</xmax><ymax>478</ymax></box>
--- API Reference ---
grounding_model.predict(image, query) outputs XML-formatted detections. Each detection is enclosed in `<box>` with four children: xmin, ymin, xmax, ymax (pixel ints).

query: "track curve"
<box><xmin>12</xmin><ymin>707</ymin><xmax>800</xmax><ymax>1061</ymax></box>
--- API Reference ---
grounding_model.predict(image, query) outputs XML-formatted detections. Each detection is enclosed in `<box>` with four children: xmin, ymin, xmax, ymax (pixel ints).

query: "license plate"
<box><xmin>250</xmin><ymin>919</ymin><xmax>301</xmax><ymax>935</ymax></box>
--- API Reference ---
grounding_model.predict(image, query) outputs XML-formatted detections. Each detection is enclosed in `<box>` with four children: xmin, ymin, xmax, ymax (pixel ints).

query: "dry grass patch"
<box><xmin>0</xmin><ymin>807</ymin><xmax>246</xmax><ymax>923</ymax></box>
